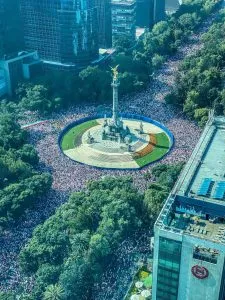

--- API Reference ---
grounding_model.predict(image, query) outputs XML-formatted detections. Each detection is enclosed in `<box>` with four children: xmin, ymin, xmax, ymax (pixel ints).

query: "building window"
<box><xmin>156</xmin><ymin>237</ymin><xmax>182</xmax><ymax>300</ymax></box>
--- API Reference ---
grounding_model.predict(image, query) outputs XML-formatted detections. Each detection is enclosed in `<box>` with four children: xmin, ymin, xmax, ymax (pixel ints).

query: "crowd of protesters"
<box><xmin>0</xmin><ymin>11</ymin><xmax>218</xmax><ymax>296</ymax></box>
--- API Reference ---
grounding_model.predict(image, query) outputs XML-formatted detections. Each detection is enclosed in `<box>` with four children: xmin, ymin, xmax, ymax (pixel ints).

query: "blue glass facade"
<box><xmin>156</xmin><ymin>237</ymin><xmax>182</xmax><ymax>300</ymax></box>
<box><xmin>0</xmin><ymin>0</ymin><xmax>24</xmax><ymax>57</ymax></box>
<box><xmin>20</xmin><ymin>0</ymin><xmax>98</xmax><ymax>67</ymax></box>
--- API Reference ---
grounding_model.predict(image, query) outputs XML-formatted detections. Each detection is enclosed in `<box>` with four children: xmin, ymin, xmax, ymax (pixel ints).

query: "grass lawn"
<box><xmin>144</xmin><ymin>274</ymin><xmax>152</xmax><ymax>288</ymax></box>
<box><xmin>61</xmin><ymin>120</ymin><xmax>99</xmax><ymax>151</ymax></box>
<box><xmin>135</xmin><ymin>132</ymin><xmax>171</xmax><ymax>167</ymax></box>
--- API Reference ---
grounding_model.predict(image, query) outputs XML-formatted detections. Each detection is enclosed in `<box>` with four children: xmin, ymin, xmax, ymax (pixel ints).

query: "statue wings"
<box><xmin>111</xmin><ymin>65</ymin><xmax>119</xmax><ymax>80</ymax></box>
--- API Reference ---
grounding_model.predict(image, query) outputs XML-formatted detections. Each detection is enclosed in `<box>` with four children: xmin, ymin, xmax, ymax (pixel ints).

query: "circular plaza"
<box><xmin>59</xmin><ymin>114</ymin><xmax>174</xmax><ymax>169</ymax></box>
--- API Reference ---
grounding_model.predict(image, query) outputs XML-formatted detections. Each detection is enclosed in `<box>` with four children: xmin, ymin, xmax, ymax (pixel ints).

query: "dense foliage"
<box><xmin>143</xmin><ymin>163</ymin><xmax>184</xmax><ymax>221</ymax></box>
<box><xmin>0</xmin><ymin>113</ymin><xmax>52</xmax><ymax>230</ymax></box>
<box><xmin>19</xmin><ymin>177</ymin><xmax>143</xmax><ymax>299</ymax></box>
<box><xmin>6</xmin><ymin>0</ymin><xmax>221</xmax><ymax>116</ymax></box>
<box><xmin>166</xmin><ymin>9</ymin><xmax>225</xmax><ymax>126</ymax></box>
<box><xmin>17</xmin><ymin>165</ymin><xmax>183</xmax><ymax>299</ymax></box>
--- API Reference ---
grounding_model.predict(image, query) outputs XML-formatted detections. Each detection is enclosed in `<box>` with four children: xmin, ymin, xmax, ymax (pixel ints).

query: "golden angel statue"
<box><xmin>111</xmin><ymin>65</ymin><xmax>119</xmax><ymax>80</ymax></box>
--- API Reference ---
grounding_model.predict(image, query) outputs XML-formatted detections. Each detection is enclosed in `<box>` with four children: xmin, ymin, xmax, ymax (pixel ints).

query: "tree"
<box><xmin>0</xmin><ymin>113</ymin><xmax>26</xmax><ymax>149</ymax></box>
<box><xmin>194</xmin><ymin>107</ymin><xmax>209</xmax><ymax>127</ymax></box>
<box><xmin>0</xmin><ymin>173</ymin><xmax>52</xmax><ymax>228</ymax></box>
<box><xmin>19</xmin><ymin>84</ymin><xmax>62</xmax><ymax>114</ymax></box>
<box><xmin>79</xmin><ymin>66</ymin><xmax>111</xmax><ymax>103</ymax></box>
<box><xmin>183</xmin><ymin>90</ymin><xmax>199</xmax><ymax>118</ymax></box>
<box><xmin>16</xmin><ymin>144</ymin><xmax>39</xmax><ymax>165</ymax></box>
<box><xmin>43</xmin><ymin>284</ymin><xmax>64</xmax><ymax>300</ymax></box>
<box><xmin>0</xmin><ymin>291</ymin><xmax>15</xmax><ymax>300</ymax></box>
<box><xmin>144</xmin><ymin>185</ymin><xmax>168</xmax><ymax>221</ymax></box>
<box><xmin>59</xmin><ymin>259</ymin><xmax>92</xmax><ymax>300</ymax></box>
<box><xmin>119</xmin><ymin>72</ymin><xmax>137</xmax><ymax>95</ymax></box>
<box><xmin>152</xmin><ymin>54</ymin><xmax>165</xmax><ymax>69</ymax></box>
<box><xmin>113</xmin><ymin>35</ymin><xmax>133</xmax><ymax>52</ymax></box>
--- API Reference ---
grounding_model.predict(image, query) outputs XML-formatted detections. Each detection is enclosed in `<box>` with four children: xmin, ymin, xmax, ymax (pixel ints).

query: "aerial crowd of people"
<box><xmin>0</xmin><ymin>13</ymin><xmax>217</xmax><ymax>297</ymax></box>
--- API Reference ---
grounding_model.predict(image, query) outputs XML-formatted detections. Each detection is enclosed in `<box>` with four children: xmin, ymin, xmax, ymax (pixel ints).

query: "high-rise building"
<box><xmin>0</xmin><ymin>0</ymin><xmax>4</xmax><ymax>58</ymax></box>
<box><xmin>0</xmin><ymin>0</ymin><xmax>40</xmax><ymax>98</ymax></box>
<box><xmin>154</xmin><ymin>0</ymin><xmax>166</xmax><ymax>23</ymax></box>
<box><xmin>95</xmin><ymin>0</ymin><xmax>112</xmax><ymax>48</ymax></box>
<box><xmin>0</xmin><ymin>0</ymin><xmax>24</xmax><ymax>58</ymax></box>
<box><xmin>152</xmin><ymin>115</ymin><xmax>225</xmax><ymax>300</ymax></box>
<box><xmin>165</xmin><ymin>0</ymin><xmax>181</xmax><ymax>14</ymax></box>
<box><xmin>20</xmin><ymin>0</ymin><xmax>99</xmax><ymax>70</ymax></box>
<box><xmin>136</xmin><ymin>0</ymin><xmax>154</xmax><ymax>28</ymax></box>
<box><xmin>111</xmin><ymin>0</ymin><xmax>136</xmax><ymax>45</ymax></box>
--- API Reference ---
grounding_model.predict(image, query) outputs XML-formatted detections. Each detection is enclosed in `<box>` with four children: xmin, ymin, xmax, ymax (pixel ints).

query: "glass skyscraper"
<box><xmin>154</xmin><ymin>0</ymin><xmax>166</xmax><ymax>23</ymax></box>
<box><xmin>20</xmin><ymin>0</ymin><xmax>99</xmax><ymax>69</ymax></box>
<box><xmin>136</xmin><ymin>0</ymin><xmax>154</xmax><ymax>28</ymax></box>
<box><xmin>0</xmin><ymin>0</ymin><xmax>24</xmax><ymax>58</ymax></box>
<box><xmin>95</xmin><ymin>0</ymin><xmax>112</xmax><ymax>48</ymax></box>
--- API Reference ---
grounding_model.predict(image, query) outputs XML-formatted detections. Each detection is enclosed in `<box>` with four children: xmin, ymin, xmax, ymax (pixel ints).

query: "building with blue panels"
<box><xmin>152</xmin><ymin>116</ymin><xmax>225</xmax><ymax>300</ymax></box>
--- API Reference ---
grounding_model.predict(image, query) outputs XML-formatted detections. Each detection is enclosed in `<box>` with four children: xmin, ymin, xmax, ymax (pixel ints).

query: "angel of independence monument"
<box><xmin>101</xmin><ymin>66</ymin><xmax>139</xmax><ymax>150</ymax></box>
<box><xmin>61</xmin><ymin>65</ymin><xmax>173</xmax><ymax>168</ymax></box>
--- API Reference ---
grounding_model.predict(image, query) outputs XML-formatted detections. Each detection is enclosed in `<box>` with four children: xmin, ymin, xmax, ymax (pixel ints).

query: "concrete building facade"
<box><xmin>0</xmin><ymin>51</ymin><xmax>42</xmax><ymax>97</ymax></box>
<box><xmin>152</xmin><ymin>116</ymin><xmax>225</xmax><ymax>300</ymax></box>
<box><xmin>111</xmin><ymin>0</ymin><xmax>136</xmax><ymax>45</ymax></box>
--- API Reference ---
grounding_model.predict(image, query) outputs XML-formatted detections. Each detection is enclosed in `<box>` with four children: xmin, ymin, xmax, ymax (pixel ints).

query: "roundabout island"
<box><xmin>59</xmin><ymin>66</ymin><xmax>174</xmax><ymax>169</ymax></box>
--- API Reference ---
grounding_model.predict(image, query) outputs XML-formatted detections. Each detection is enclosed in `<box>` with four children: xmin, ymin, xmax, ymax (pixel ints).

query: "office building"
<box><xmin>152</xmin><ymin>115</ymin><xmax>225</xmax><ymax>300</ymax></box>
<box><xmin>0</xmin><ymin>51</ymin><xmax>42</xmax><ymax>97</ymax></box>
<box><xmin>136</xmin><ymin>0</ymin><xmax>154</xmax><ymax>28</ymax></box>
<box><xmin>111</xmin><ymin>0</ymin><xmax>136</xmax><ymax>45</ymax></box>
<box><xmin>0</xmin><ymin>0</ymin><xmax>4</xmax><ymax>57</ymax></box>
<box><xmin>0</xmin><ymin>0</ymin><xmax>24</xmax><ymax>58</ymax></box>
<box><xmin>20</xmin><ymin>0</ymin><xmax>99</xmax><ymax>70</ymax></box>
<box><xmin>154</xmin><ymin>0</ymin><xmax>166</xmax><ymax>23</ymax></box>
<box><xmin>95</xmin><ymin>0</ymin><xmax>112</xmax><ymax>48</ymax></box>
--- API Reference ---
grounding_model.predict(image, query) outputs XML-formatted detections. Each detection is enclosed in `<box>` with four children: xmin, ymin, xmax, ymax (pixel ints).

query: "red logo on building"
<box><xmin>191</xmin><ymin>265</ymin><xmax>209</xmax><ymax>279</ymax></box>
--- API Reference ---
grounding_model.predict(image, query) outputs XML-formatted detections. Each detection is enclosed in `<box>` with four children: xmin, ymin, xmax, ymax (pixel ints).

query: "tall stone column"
<box><xmin>111</xmin><ymin>77</ymin><xmax>120</xmax><ymax>126</ymax></box>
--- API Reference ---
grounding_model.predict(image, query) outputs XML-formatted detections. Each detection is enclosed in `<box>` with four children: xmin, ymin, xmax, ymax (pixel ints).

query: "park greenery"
<box><xmin>135</xmin><ymin>132</ymin><xmax>170</xmax><ymax>167</ymax></box>
<box><xmin>61</xmin><ymin>119</ymin><xmax>99</xmax><ymax>151</ymax></box>
<box><xmin>0</xmin><ymin>112</ymin><xmax>52</xmax><ymax>231</ymax></box>
<box><xmin>166</xmin><ymin>7</ymin><xmax>225</xmax><ymax>126</ymax></box>
<box><xmin>1</xmin><ymin>0</ymin><xmax>221</xmax><ymax>117</ymax></box>
<box><xmin>60</xmin><ymin>118</ymin><xmax>171</xmax><ymax>167</ymax></box>
<box><xmin>15</xmin><ymin>164</ymin><xmax>183</xmax><ymax>300</ymax></box>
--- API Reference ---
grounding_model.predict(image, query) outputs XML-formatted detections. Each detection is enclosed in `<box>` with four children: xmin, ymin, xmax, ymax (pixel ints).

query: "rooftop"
<box><xmin>156</xmin><ymin>116</ymin><xmax>225</xmax><ymax>244</ymax></box>
<box><xmin>111</xmin><ymin>0</ymin><xmax>136</xmax><ymax>6</ymax></box>
<box><xmin>0</xmin><ymin>50</ymin><xmax>38</xmax><ymax>62</ymax></box>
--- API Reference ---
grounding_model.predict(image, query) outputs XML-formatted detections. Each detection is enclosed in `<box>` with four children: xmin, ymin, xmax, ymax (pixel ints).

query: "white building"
<box><xmin>152</xmin><ymin>116</ymin><xmax>225</xmax><ymax>300</ymax></box>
